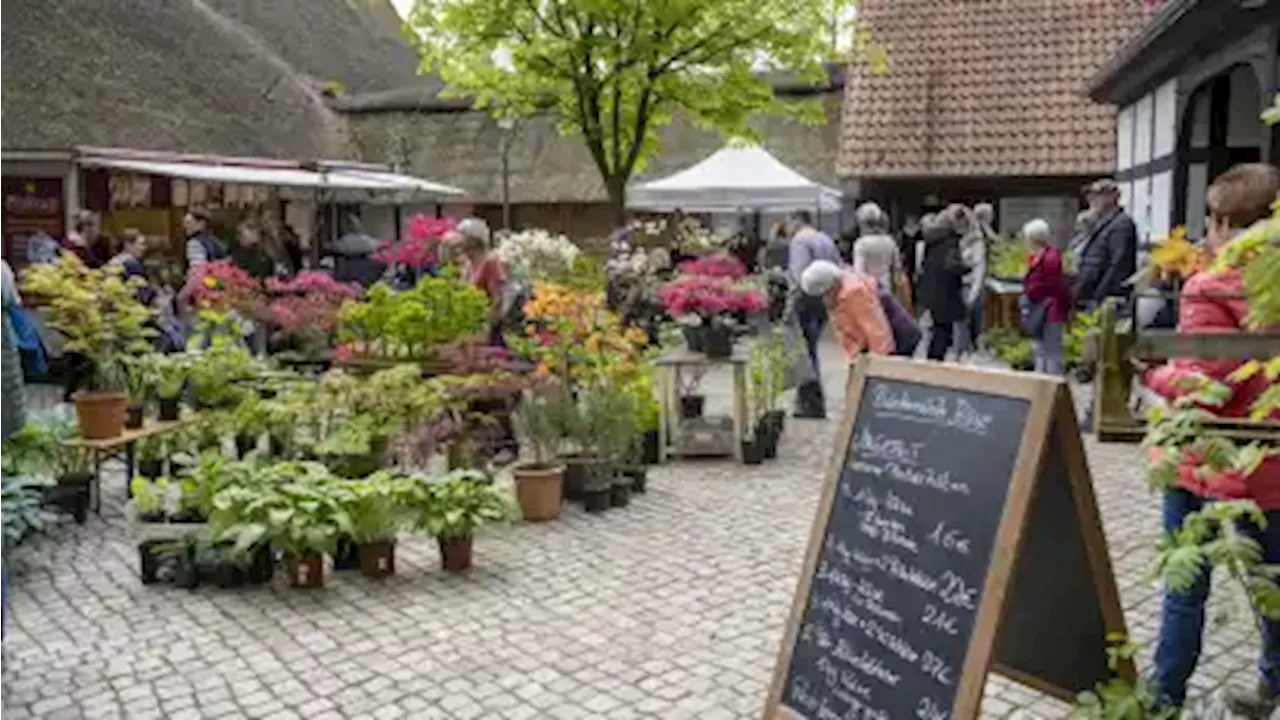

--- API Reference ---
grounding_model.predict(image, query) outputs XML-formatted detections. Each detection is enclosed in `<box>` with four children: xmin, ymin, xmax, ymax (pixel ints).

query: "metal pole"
<box><xmin>501</xmin><ymin>132</ymin><xmax>512</xmax><ymax>231</ymax></box>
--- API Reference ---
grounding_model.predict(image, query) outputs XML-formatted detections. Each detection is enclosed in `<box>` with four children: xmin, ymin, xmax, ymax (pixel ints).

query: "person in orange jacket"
<box><xmin>1143</xmin><ymin>163</ymin><xmax>1280</xmax><ymax>714</ymax></box>
<box><xmin>798</xmin><ymin>260</ymin><xmax>896</xmax><ymax>360</ymax></box>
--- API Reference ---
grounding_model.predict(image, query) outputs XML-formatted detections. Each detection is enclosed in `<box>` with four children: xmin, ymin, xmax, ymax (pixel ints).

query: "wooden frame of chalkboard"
<box><xmin>764</xmin><ymin>356</ymin><xmax>1132</xmax><ymax>719</ymax></box>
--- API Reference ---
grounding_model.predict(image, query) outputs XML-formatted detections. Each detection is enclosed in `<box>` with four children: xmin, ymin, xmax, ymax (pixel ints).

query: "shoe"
<box><xmin>1223</xmin><ymin>680</ymin><xmax>1280</xmax><ymax>719</ymax></box>
<box><xmin>793</xmin><ymin>408</ymin><xmax>827</xmax><ymax>420</ymax></box>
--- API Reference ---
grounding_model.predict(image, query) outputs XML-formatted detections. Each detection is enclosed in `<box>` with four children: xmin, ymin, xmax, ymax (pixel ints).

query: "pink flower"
<box><xmin>658</xmin><ymin>275</ymin><xmax>765</xmax><ymax>318</ymax></box>
<box><xmin>677</xmin><ymin>253</ymin><xmax>747</xmax><ymax>280</ymax></box>
<box><xmin>377</xmin><ymin>215</ymin><xmax>457</xmax><ymax>270</ymax></box>
<box><xmin>184</xmin><ymin>260</ymin><xmax>261</xmax><ymax>313</ymax></box>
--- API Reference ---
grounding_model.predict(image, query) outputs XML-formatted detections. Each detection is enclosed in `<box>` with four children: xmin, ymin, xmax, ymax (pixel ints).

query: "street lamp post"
<box><xmin>497</xmin><ymin>117</ymin><xmax>516</xmax><ymax>231</ymax></box>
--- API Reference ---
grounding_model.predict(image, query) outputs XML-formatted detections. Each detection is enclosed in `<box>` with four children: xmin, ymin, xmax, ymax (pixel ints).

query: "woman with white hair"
<box><xmin>799</xmin><ymin>260</ymin><xmax>895</xmax><ymax>360</ymax></box>
<box><xmin>449</xmin><ymin>217</ymin><xmax>510</xmax><ymax>343</ymax></box>
<box><xmin>851</xmin><ymin>202</ymin><xmax>902</xmax><ymax>296</ymax></box>
<box><xmin>1020</xmin><ymin>218</ymin><xmax>1071</xmax><ymax>374</ymax></box>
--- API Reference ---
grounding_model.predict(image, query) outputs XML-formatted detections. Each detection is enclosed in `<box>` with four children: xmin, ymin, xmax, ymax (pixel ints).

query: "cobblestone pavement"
<box><xmin>1</xmin><ymin>344</ymin><xmax>1255</xmax><ymax>719</ymax></box>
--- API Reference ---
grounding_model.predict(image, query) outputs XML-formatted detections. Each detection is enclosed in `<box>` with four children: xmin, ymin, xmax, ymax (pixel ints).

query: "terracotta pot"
<box><xmin>438</xmin><ymin>535</ymin><xmax>473</xmax><ymax>572</ymax></box>
<box><xmin>357</xmin><ymin>540</ymin><xmax>396</xmax><ymax>579</ymax></box>
<box><xmin>284</xmin><ymin>552</ymin><xmax>325</xmax><ymax>588</ymax></box>
<box><xmin>74</xmin><ymin>391</ymin><xmax>128</xmax><ymax>439</ymax></box>
<box><xmin>513</xmin><ymin>462</ymin><xmax>564</xmax><ymax>522</ymax></box>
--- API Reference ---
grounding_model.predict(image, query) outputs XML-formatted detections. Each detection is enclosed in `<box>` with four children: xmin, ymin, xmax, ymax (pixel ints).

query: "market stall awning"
<box><xmin>76</xmin><ymin>151</ymin><xmax>466</xmax><ymax>202</ymax></box>
<box><xmin>627</xmin><ymin>144</ymin><xmax>842</xmax><ymax>213</ymax></box>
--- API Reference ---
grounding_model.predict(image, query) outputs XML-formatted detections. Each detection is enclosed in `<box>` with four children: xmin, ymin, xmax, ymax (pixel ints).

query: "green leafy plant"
<box><xmin>415</xmin><ymin>470</ymin><xmax>512</xmax><ymax>540</ymax></box>
<box><xmin>983</xmin><ymin>327</ymin><xmax>1034</xmax><ymax>370</ymax></box>
<box><xmin>337</xmin><ymin>277</ymin><xmax>489</xmax><ymax>359</ymax></box>
<box><xmin>750</xmin><ymin>326</ymin><xmax>793</xmax><ymax>421</ymax></box>
<box><xmin>1</xmin><ymin>409</ymin><xmax>93</xmax><ymax>478</ymax></box>
<box><xmin>514</xmin><ymin>379</ymin><xmax>573</xmax><ymax>466</ymax></box>
<box><xmin>989</xmin><ymin>238</ymin><xmax>1030</xmax><ymax>280</ymax></box>
<box><xmin>341</xmin><ymin>472</ymin><xmax>413</xmax><ymax>544</ymax></box>
<box><xmin>2</xmin><ymin>475</ymin><xmax>63</xmax><ymax>566</ymax></box>
<box><xmin>129</xmin><ymin>476</ymin><xmax>171</xmax><ymax>520</ymax></box>
<box><xmin>139</xmin><ymin>353</ymin><xmax>189</xmax><ymax>400</ymax></box>
<box><xmin>577</xmin><ymin>368</ymin><xmax>640</xmax><ymax>465</ymax></box>
<box><xmin>209</xmin><ymin>461</ymin><xmax>352</xmax><ymax>558</ymax></box>
<box><xmin>21</xmin><ymin>253</ymin><xmax>156</xmax><ymax>390</ymax></box>
<box><xmin>1066</xmin><ymin>307</ymin><xmax>1101</xmax><ymax>370</ymax></box>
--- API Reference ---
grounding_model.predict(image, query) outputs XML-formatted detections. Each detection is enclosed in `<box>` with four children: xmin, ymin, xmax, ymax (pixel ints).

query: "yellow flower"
<box><xmin>204</xmin><ymin>277</ymin><xmax>219</xmax><ymax>289</ymax></box>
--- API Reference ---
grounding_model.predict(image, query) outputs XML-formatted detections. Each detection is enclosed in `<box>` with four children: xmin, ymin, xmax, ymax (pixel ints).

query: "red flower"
<box><xmin>265</xmin><ymin>271</ymin><xmax>361</xmax><ymax>335</ymax></box>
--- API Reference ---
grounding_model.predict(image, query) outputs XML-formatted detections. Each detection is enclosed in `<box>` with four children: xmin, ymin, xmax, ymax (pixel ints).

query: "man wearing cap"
<box><xmin>1073</xmin><ymin>179</ymin><xmax>1137</xmax><ymax>311</ymax></box>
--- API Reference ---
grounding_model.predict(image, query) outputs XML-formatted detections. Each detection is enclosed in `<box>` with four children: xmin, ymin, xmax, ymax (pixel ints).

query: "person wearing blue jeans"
<box><xmin>1154</xmin><ymin>487</ymin><xmax>1280</xmax><ymax>712</ymax></box>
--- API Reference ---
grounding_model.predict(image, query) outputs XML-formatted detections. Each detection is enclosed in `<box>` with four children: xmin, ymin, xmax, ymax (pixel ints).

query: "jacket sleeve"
<box><xmin>1143</xmin><ymin>271</ymin><xmax>1250</xmax><ymax>400</ymax></box>
<box><xmin>1091</xmin><ymin>218</ymin><xmax>1137</xmax><ymax>301</ymax></box>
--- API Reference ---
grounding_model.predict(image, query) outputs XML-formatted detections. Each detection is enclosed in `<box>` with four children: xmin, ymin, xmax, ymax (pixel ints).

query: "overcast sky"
<box><xmin>391</xmin><ymin>0</ymin><xmax>413</xmax><ymax>18</ymax></box>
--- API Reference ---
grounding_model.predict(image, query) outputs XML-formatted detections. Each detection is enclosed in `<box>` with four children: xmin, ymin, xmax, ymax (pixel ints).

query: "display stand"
<box><xmin>654</xmin><ymin>345</ymin><xmax>749</xmax><ymax>463</ymax></box>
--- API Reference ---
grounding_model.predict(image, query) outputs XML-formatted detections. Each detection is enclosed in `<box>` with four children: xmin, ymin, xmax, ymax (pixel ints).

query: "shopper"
<box><xmin>183</xmin><ymin>208</ymin><xmax>226</xmax><ymax>271</ymax></box>
<box><xmin>1020</xmin><ymin>219</ymin><xmax>1070</xmax><ymax>375</ymax></box>
<box><xmin>916</xmin><ymin>208</ymin><xmax>967</xmax><ymax>361</ymax></box>
<box><xmin>63</xmin><ymin>210</ymin><xmax>106</xmax><ymax>268</ymax></box>
<box><xmin>1142</xmin><ymin>163</ymin><xmax>1280</xmax><ymax>714</ymax></box>
<box><xmin>109</xmin><ymin>228</ymin><xmax>154</xmax><ymax>305</ymax></box>
<box><xmin>229</xmin><ymin>220</ymin><xmax>275</xmax><ymax>280</ymax></box>
<box><xmin>798</xmin><ymin>260</ymin><xmax>913</xmax><ymax>359</ymax></box>
<box><xmin>851</xmin><ymin>202</ymin><xmax>900</xmax><ymax>295</ymax></box>
<box><xmin>1074</xmin><ymin>179</ymin><xmax>1137</xmax><ymax>311</ymax></box>
<box><xmin>785</xmin><ymin>210</ymin><xmax>842</xmax><ymax>419</ymax></box>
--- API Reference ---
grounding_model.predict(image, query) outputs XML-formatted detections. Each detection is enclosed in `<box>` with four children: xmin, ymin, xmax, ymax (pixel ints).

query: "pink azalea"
<box><xmin>658</xmin><ymin>275</ymin><xmax>766</xmax><ymax>319</ymax></box>
<box><xmin>185</xmin><ymin>260</ymin><xmax>261</xmax><ymax>313</ymax></box>
<box><xmin>677</xmin><ymin>253</ymin><xmax>747</xmax><ymax>280</ymax></box>
<box><xmin>376</xmin><ymin>214</ymin><xmax>456</xmax><ymax>270</ymax></box>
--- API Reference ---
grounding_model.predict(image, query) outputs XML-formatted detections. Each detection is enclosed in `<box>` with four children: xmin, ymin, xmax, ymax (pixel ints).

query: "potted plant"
<box><xmin>511</xmin><ymin>381</ymin><xmax>569</xmax><ymax>522</ymax></box>
<box><xmin>210</xmin><ymin>461</ymin><xmax>347</xmax><ymax>588</ymax></box>
<box><xmin>750</xmin><ymin>329</ymin><xmax>789</xmax><ymax>459</ymax></box>
<box><xmin>343</xmin><ymin>473</ymin><xmax>408</xmax><ymax>578</ymax></box>
<box><xmin>577</xmin><ymin>370</ymin><xmax>638</xmax><ymax>512</ymax></box>
<box><xmin>135</xmin><ymin>435</ymin><xmax>167</xmax><ymax>479</ymax></box>
<box><xmin>657</xmin><ymin>273</ymin><xmax>765</xmax><ymax>360</ymax></box>
<box><xmin>142</xmin><ymin>353</ymin><xmax>188</xmax><ymax>421</ymax></box>
<box><xmin>23</xmin><ymin>255</ymin><xmax>157</xmax><ymax>438</ymax></box>
<box><xmin>418</xmin><ymin>471</ymin><xmax>512</xmax><ymax>572</ymax></box>
<box><xmin>122</xmin><ymin>358</ymin><xmax>150</xmax><ymax>429</ymax></box>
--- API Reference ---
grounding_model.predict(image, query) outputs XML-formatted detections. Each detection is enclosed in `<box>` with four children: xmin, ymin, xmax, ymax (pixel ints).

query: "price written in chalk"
<box><xmin>927</xmin><ymin>521</ymin><xmax>971</xmax><ymax>556</ymax></box>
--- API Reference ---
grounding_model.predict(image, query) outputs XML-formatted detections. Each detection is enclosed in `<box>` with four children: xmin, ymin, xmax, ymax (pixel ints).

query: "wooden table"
<box><xmin>62</xmin><ymin>419</ymin><xmax>189</xmax><ymax>513</ymax></box>
<box><xmin>654</xmin><ymin>344</ymin><xmax>750</xmax><ymax>463</ymax></box>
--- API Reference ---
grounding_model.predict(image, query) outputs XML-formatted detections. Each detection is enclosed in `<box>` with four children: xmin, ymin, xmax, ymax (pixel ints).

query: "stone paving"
<box><xmin>0</xmin><ymin>341</ymin><xmax>1256</xmax><ymax>719</ymax></box>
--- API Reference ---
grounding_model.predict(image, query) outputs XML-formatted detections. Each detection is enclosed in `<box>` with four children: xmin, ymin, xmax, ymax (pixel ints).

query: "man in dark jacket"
<box><xmin>1073</xmin><ymin>179</ymin><xmax>1137</xmax><ymax>310</ymax></box>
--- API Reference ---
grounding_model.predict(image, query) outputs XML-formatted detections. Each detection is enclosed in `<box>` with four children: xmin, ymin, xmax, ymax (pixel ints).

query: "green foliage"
<box><xmin>406</xmin><ymin>0</ymin><xmax>857</xmax><ymax>209</ymax></box>
<box><xmin>338</xmin><ymin>472</ymin><xmax>415</xmax><ymax>543</ymax></box>
<box><xmin>1065</xmin><ymin>307</ymin><xmax>1101</xmax><ymax>369</ymax></box>
<box><xmin>549</xmin><ymin>255</ymin><xmax>607</xmax><ymax>294</ymax></box>
<box><xmin>750</xmin><ymin>326</ymin><xmax>793</xmax><ymax>420</ymax></box>
<box><xmin>209</xmin><ymin>461</ymin><xmax>352</xmax><ymax>558</ymax></box>
<box><xmin>983</xmin><ymin>327</ymin><xmax>1034</xmax><ymax>370</ymax></box>
<box><xmin>337</xmin><ymin>277</ymin><xmax>489</xmax><ymax>359</ymax></box>
<box><xmin>1</xmin><ymin>409</ymin><xmax>92</xmax><ymax>478</ymax></box>
<box><xmin>514</xmin><ymin>380</ymin><xmax>574</xmax><ymax>465</ymax></box>
<box><xmin>2</xmin><ymin>475</ymin><xmax>62</xmax><ymax>565</ymax></box>
<box><xmin>576</xmin><ymin>368</ymin><xmax>640</xmax><ymax>463</ymax></box>
<box><xmin>129</xmin><ymin>476</ymin><xmax>171</xmax><ymax>518</ymax></box>
<box><xmin>21</xmin><ymin>253</ymin><xmax>156</xmax><ymax>390</ymax></box>
<box><xmin>1071</xmin><ymin>635</ymin><xmax>1172</xmax><ymax>719</ymax></box>
<box><xmin>137</xmin><ymin>353</ymin><xmax>189</xmax><ymax>399</ymax></box>
<box><xmin>989</xmin><ymin>239</ymin><xmax>1030</xmax><ymax>280</ymax></box>
<box><xmin>413</xmin><ymin>470</ymin><xmax>513</xmax><ymax>540</ymax></box>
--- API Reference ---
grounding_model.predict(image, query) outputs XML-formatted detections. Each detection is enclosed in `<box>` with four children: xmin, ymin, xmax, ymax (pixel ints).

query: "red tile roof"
<box><xmin>838</xmin><ymin>0</ymin><xmax>1155</xmax><ymax>180</ymax></box>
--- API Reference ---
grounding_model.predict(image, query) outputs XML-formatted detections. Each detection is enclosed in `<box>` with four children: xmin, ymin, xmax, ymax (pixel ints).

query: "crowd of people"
<box><xmin>764</xmin><ymin>177</ymin><xmax>1140</xmax><ymax>419</ymax></box>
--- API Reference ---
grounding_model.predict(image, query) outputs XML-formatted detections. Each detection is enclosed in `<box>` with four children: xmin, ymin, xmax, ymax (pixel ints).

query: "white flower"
<box><xmin>495</xmin><ymin>228</ymin><xmax>581</xmax><ymax>280</ymax></box>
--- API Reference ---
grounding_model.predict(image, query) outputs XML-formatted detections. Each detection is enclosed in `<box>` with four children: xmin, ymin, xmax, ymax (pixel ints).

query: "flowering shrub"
<box><xmin>494</xmin><ymin>228</ymin><xmax>581</xmax><ymax>281</ymax></box>
<box><xmin>265</xmin><ymin>272</ymin><xmax>362</xmax><ymax>350</ymax></box>
<box><xmin>677</xmin><ymin>252</ymin><xmax>747</xmax><ymax>280</ymax></box>
<box><xmin>184</xmin><ymin>260</ymin><xmax>260</xmax><ymax>314</ymax></box>
<box><xmin>375</xmin><ymin>214</ymin><xmax>456</xmax><ymax>270</ymax></box>
<box><xmin>510</xmin><ymin>282</ymin><xmax>647</xmax><ymax>376</ymax></box>
<box><xmin>658</xmin><ymin>275</ymin><xmax>767</xmax><ymax>320</ymax></box>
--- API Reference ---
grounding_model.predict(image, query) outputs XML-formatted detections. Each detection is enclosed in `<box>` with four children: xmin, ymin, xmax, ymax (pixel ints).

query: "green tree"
<box><xmin>405</xmin><ymin>0</ymin><xmax>869</xmax><ymax>220</ymax></box>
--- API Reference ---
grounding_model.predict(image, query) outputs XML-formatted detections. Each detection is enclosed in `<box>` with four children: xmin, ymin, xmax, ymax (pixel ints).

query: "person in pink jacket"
<box><xmin>1143</xmin><ymin>163</ymin><xmax>1280</xmax><ymax>714</ymax></box>
<box><xmin>799</xmin><ymin>260</ymin><xmax>894</xmax><ymax>359</ymax></box>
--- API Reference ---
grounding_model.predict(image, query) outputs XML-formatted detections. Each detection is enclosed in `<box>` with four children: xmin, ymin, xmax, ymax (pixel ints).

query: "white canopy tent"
<box><xmin>626</xmin><ymin>144</ymin><xmax>842</xmax><ymax>213</ymax></box>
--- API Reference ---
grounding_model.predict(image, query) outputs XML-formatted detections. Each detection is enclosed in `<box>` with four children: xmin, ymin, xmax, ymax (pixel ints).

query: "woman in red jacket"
<box><xmin>1020</xmin><ymin>219</ymin><xmax>1071</xmax><ymax>374</ymax></box>
<box><xmin>1144</xmin><ymin>163</ymin><xmax>1280</xmax><ymax>714</ymax></box>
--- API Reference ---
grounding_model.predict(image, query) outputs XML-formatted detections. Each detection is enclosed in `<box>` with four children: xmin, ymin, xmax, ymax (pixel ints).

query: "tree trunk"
<box><xmin>606</xmin><ymin>175</ymin><xmax>628</xmax><ymax>226</ymax></box>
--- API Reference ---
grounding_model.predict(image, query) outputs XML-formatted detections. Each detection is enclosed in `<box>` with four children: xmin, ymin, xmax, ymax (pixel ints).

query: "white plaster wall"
<box><xmin>1150</xmin><ymin>170</ymin><xmax>1172</xmax><ymax>240</ymax></box>
<box><xmin>1133</xmin><ymin>92</ymin><xmax>1155</xmax><ymax>166</ymax></box>
<box><xmin>1131</xmin><ymin>176</ymin><xmax>1152</xmax><ymax>243</ymax></box>
<box><xmin>1153</xmin><ymin>80</ymin><xmax>1178</xmax><ymax>159</ymax></box>
<box><xmin>1117</xmin><ymin>105</ymin><xmax>1135</xmax><ymax>171</ymax></box>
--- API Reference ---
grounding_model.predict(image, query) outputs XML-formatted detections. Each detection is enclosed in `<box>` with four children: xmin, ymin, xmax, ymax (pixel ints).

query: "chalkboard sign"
<box><xmin>765</xmin><ymin>358</ymin><xmax>1131</xmax><ymax>719</ymax></box>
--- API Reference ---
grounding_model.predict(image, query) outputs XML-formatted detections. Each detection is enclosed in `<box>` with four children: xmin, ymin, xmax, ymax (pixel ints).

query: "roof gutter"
<box><xmin>1086</xmin><ymin>0</ymin><xmax>1200</xmax><ymax>103</ymax></box>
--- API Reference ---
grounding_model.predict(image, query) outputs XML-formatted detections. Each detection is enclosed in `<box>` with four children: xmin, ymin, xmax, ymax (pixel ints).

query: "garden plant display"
<box><xmin>494</xmin><ymin>228</ymin><xmax>582</xmax><ymax>282</ymax></box>
<box><xmin>265</xmin><ymin>272</ymin><xmax>362</xmax><ymax>356</ymax></box>
<box><xmin>658</xmin><ymin>273</ymin><xmax>766</xmax><ymax>358</ymax></box>
<box><xmin>375</xmin><ymin>214</ymin><xmax>455</xmax><ymax>273</ymax></box>
<box><xmin>336</xmin><ymin>275</ymin><xmax>489</xmax><ymax>360</ymax></box>
<box><xmin>22</xmin><ymin>254</ymin><xmax>156</xmax><ymax>438</ymax></box>
<box><xmin>183</xmin><ymin>260</ymin><xmax>261</xmax><ymax>316</ymax></box>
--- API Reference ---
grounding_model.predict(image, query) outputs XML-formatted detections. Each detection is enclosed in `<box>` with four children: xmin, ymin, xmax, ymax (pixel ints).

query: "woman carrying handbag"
<box><xmin>1020</xmin><ymin>219</ymin><xmax>1071</xmax><ymax>375</ymax></box>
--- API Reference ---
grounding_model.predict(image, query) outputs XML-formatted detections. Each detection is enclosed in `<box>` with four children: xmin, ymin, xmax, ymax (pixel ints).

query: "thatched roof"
<box><xmin>1</xmin><ymin>0</ymin><xmax>416</xmax><ymax>158</ymax></box>
<box><xmin>342</xmin><ymin>67</ymin><xmax>845</xmax><ymax>204</ymax></box>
